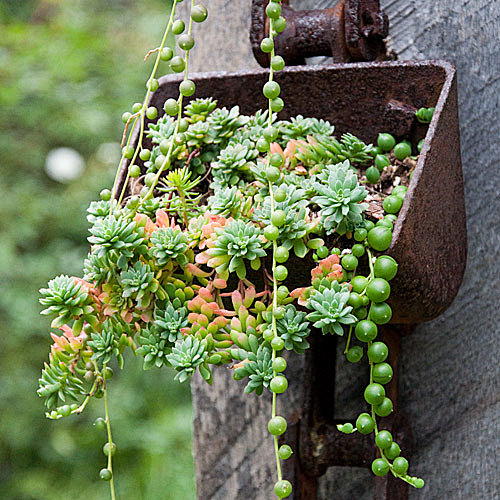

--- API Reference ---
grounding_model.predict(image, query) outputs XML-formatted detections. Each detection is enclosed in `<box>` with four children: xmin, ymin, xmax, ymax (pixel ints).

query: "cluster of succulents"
<box><xmin>38</xmin><ymin>94</ymin><xmax>424</xmax><ymax>493</ymax></box>
<box><xmin>37</xmin><ymin>0</ymin><xmax>428</xmax><ymax>496</ymax></box>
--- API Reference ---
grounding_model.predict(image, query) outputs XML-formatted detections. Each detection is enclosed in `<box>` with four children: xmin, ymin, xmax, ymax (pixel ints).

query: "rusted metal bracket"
<box><xmin>250</xmin><ymin>0</ymin><xmax>389</xmax><ymax>67</ymax></box>
<box><xmin>281</xmin><ymin>326</ymin><xmax>413</xmax><ymax>499</ymax></box>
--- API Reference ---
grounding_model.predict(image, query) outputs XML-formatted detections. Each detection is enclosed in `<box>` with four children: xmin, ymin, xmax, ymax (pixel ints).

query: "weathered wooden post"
<box><xmin>179</xmin><ymin>0</ymin><xmax>500</xmax><ymax>498</ymax></box>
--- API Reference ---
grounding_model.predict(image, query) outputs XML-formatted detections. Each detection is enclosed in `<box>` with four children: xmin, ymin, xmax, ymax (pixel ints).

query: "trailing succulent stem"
<box><xmin>37</xmin><ymin>1</ymin><xmax>428</xmax><ymax>498</ymax></box>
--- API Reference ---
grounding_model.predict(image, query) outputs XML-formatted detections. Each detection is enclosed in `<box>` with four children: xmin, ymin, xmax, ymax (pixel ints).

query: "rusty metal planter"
<box><xmin>121</xmin><ymin>60</ymin><xmax>467</xmax><ymax>324</ymax></box>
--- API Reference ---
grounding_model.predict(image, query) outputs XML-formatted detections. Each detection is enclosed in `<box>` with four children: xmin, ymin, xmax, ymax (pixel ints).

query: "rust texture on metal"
<box><xmin>120</xmin><ymin>61</ymin><xmax>466</xmax><ymax>498</ymax></box>
<box><xmin>344</xmin><ymin>0</ymin><xmax>389</xmax><ymax>61</ymax></box>
<box><xmin>250</xmin><ymin>0</ymin><xmax>388</xmax><ymax>67</ymax></box>
<box><xmin>384</xmin><ymin>99</ymin><xmax>417</xmax><ymax>137</ymax></box>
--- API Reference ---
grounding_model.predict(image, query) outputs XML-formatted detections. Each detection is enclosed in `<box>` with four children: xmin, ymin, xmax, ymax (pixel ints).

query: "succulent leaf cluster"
<box><xmin>229</xmin><ymin>110</ymin><xmax>272</xmax><ymax>145</ymax></box>
<box><xmin>38</xmin><ymin>361</ymin><xmax>86</xmax><ymax>408</ymax></box>
<box><xmin>39</xmin><ymin>275</ymin><xmax>96</xmax><ymax>328</ymax></box>
<box><xmin>88</xmin><ymin>215</ymin><xmax>146</xmax><ymax>261</ymax></box>
<box><xmin>312</xmin><ymin>161</ymin><xmax>369</xmax><ymax>235</ymax></box>
<box><xmin>232</xmin><ymin>343</ymin><xmax>273</xmax><ymax>395</ymax></box>
<box><xmin>185</xmin><ymin>97</ymin><xmax>217</xmax><ymax>122</ymax></box>
<box><xmin>87</xmin><ymin>200</ymin><xmax>111</xmax><ymax>223</ymax></box>
<box><xmin>136</xmin><ymin>325</ymin><xmax>172</xmax><ymax>370</ymax></box>
<box><xmin>207</xmin><ymin>106</ymin><xmax>249</xmax><ymax>144</ymax></box>
<box><xmin>120</xmin><ymin>261</ymin><xmax>158</xmax><ymax>308</ymax></box>
<box><xmin>155</xmin><ymin>302</ymin><xmax>189</xmax><ymax>342</ymax></box>
<box><xmin>147</xmin><ymin>114</ymin><xmax>176</xmax><ymax>144</ymax></box>
<box><xmin>338</xmin><ymin>133</ymin><xmax>375</xmax><ymax>164</ymax></box>
<box><xmin>211</xmin><ymin>143</ymin><xmax>256</xmax><ymax>189</ymax></box>
<box><xmin>208</xmin><ymin>186</ymin><xmax>245</xmax><ymax>217</ymax></box>
<box><xmin>150</xmin><ymin>227</ymin><xmax>189</xmax><ymax>267</ymax></box>
<box><xmin>278</xmin><ymin>115</ymin><xmax>335</xmax><ymax>143</ymax></box>
<box><xmin>136</xmin><ymin>197</ymin><xmax>167</xmax><ymax>218</ymax></box>
<box><xmin>306</xmin><ymin>280</ymin><xmax>357</xmax><ymax>335</ymax></box>
<box><xmin>206</xmin><ymin>219</ymin><xmax>266</xmax><ymax>279</ymax></box>
<box><xmin>166</xmin><ymin>337</ymin><xmax>209</xmax><ymax>383</ymax></box>
<box><xmin>254</xmin><ymin>184</ymin><xmax>313</xmax><ymax>256</ymax></box>
<box><xmin>100</xmin><ymin>281</ymin><xmax>133</xmax><ymax>313</ymax></box>
<box><xmin>87</xmin><ymin>322</ymin><xmax>123</xmax><ymax>366</ymax></box>
<box><xmin>83</xmin><ymin>251</ymin><xmax>120</xmax><ymax>285</ymax></box>
<box><xmin>136</xmin><ymin>302</ymin><xmax>188</xmax><ymax>369</ymax></box>
<box><xmin>184</xmin><ymin>120</ymin><xmax>212</xmax><ymax>148</ymax></box>
<box><xmin>276</xmin><ymin>305</ymin><xmax>311</xmax><ymax>354</ymax></box>
<box><xmin>294</xmin><ymin>133</ymin><xmax>373</xmax><ymax>167</ymax></box>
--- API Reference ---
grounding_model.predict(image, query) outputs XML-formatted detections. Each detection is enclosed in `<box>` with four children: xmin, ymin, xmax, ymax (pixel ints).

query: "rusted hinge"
<box><xmin>250</xmin><ymin>0</ymin><xmax>389</xmax><ymax>67</ymax></box>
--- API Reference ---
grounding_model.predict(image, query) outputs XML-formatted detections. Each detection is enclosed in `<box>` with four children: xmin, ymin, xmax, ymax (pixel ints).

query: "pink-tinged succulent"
<box><xmin>155</xmin><ymin>209</ymin><xmax>179</xmax><ymax>229</ymax></box>
<box><xmin>73</xmin><ymin>277</ymin><xmax>97</xmax><ymax>293</ymax></box>
<box><xmin>187</xmin><ymin>287</ymin><xmax>214</xmax><ymax>315</ymax></box>
<box><xmin>134</xmin><ymin>209</ymin><xmax>181</xmax><ymax>237</ymax></box>
<box><xmin>185</xmin><ymin>263</ymin><xmax>212</xmax><ymax>278</ymax></box>
<box><xmin>291</xmin><ymin>139</ymin><xmax>307</xmax><ymax>154</ymax></box>
<box><xmin>121</xmin><ymin>310</ymin><xmax>134</xmax><ymax>323</ymax></box>
<box><xmin>204</xmin><ymin>213</ymin><xmax>228</xmax><ymax>235</ymax></box>
<box><xmin>50</xmin><ymin>324</ymin><xmax>87</xmax><ymax>359</ymax></box>
<box><xmin>213</xmin><ymin>278</ymin><xmax>228</xmax><ymax>289</ymax></box>
<box><xmin>269</xmin><ymin>142</ymin><xmax>297</xmax><ymax>170</ymax></box>
<box><xmin>97</xmin><ymin>285</ymin><xmax>134</xmax><ymax>323</ymax></box>
<box><xmin>311</xmin><ymin>254</ymin><xmax>343</xmax><ymax>281</ymax></box>
<box><xmin>73</xmin><ymin>277</ymin><xmax>101</xmax><ymax>308</ymax></box>
<box><xmin>283</xmin><ymin>140</ymin><xmax>297</xmax><ymax>160</ymax></box>
<box><xmin>140</xmin><ymin>310</ymin><xmax>153</xmax><ymax>323</ymax></box>
<box><xmin>269</xmin><ymin>142</ymin><xmax>284</xmax><ymax>157</ymax></box>
<box><xmin>134</xmin><ymin>213</ymin><xmax>157</xmax><ymax>236</ymax></box>
<box><xmin>290</xmin><ymin>287</ymin><xmax>309</xmax><ymax>306</ymax></box>
<box><xmin>182</xmin><ymin>285</ymin><xmax>232</xmax><ymax>339</ymax></box>
<box><xmin>294</xmin><ymin>165</ymin><xmax>308</xmax><ymax>175</ymax></box>
<box><xmin>197</xmin><ymin>213</ymin><xmax>229</xmax><ymax>251</ymax></box>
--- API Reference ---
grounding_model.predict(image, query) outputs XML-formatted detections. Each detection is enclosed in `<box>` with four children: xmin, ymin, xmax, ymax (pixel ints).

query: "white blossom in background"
<box><xmin>45</xmin><ymin>147</ymin><xmax>85</xmax><ymax>183</ymax></box>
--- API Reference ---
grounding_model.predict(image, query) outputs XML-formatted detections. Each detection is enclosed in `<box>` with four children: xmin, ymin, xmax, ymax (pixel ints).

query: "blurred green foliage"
<box><xmin>0</xmin><ymin>1</ymin><xmax>196</xmax><ymax>498</ymax></box>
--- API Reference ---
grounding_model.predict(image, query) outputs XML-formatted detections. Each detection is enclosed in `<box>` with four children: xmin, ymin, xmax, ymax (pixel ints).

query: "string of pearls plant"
<box><xmin>260</xmin><ymin>3</ymin><xmax>294</xmax><ymax>496</ymax></box>
<box><xmin>38</xmin><ymin>1</ymin><xmax>430</xmax><ymax>497</ymax></box>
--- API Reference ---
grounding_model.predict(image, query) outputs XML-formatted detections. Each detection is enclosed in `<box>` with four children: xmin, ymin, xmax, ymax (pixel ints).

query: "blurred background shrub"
<box><xmin>0</xmin><ymin>1</ymin><xmax>196</xmax><ymax>498</ymax></box>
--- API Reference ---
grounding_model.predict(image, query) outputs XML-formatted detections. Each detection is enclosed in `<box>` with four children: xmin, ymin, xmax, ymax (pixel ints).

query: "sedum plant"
<box><xmin>306</xmin><ymin>280</ymin><xmax>357</xmax><ymax>335</ymax></box>
<box><xmin>232</xmin><ymin>343</ymin><xmax>274</xmax><ymax>395</ymax></box>
<box><xmin>312</xmin><ymin>161</ymin><xmax>369</xmax><ymax>235</ymax></box>
<box><xmin>167</xmin><ymin>337</ymin><xmax>209</xmax><ymax>383</ymax></box>
<box><xmin>150</xmin><ymin>226</ymin><xmax>189</xmax><ymax>266</ymax></box>
<box><xmin>37</xmin><ymin>1</ymin><xmax>428</xmax><ymax>498</ymax></box>
<box><xmin>40</xmin><ymin>275</ymin><xmax>97</xmax><ymax>330</ymax></box>
<box><xmin>203</xmin><ymin>219</ymin><xmax>267</xmax><ymax>279</ymax></box>
<box><xmin>276</xmin><ymin>305</ymin><xmax>311</xmax><ymax>354</ymax></box>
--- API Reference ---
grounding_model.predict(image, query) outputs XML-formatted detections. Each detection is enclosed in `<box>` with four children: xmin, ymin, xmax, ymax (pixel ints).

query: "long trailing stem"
<box><xmin>141</xmin><ymin>0</ymin><xmax>196</xmax><ymax>205</ymax></box>
<box><xmin>269</xmin><ymin>177</ymin><xmax>282</xmax><ymax>482</ymax></box>
<box><xmin>266</xmin><ymin>13</ymin><xmax>283</xmax><ymax>487</ymax></box>
<box><xmin>109</xmin><ymin>0</ymin><xmax>181</xmax><ymax>211</ymax></box>
<box><xmin>344</xmin><ymin>324</ymin><xmax>353</xmax><ymax>354</ymax></box>
<box><xmin>366</xmin><ymin>247</ymin><xmax>378</xmax><ymax>436</ymax></box>
<box><xmin>73</xmin><ymin>376</ymin><xmax>98</xmax><ymax>415</ymax></box>
<box><xmin>103</xmin><ymin>364</ymin><xmax>117</xmax><ymax>500</ymax></box>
